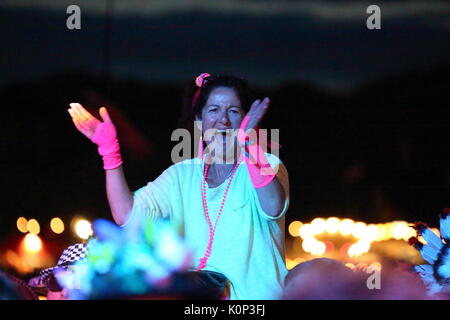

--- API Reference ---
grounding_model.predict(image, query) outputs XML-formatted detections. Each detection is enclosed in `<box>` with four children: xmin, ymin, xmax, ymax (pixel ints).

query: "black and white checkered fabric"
<box><xmin>39</xmin><ymin>243</ymin><xmax>88</xmax><ymax>285</ymax></box>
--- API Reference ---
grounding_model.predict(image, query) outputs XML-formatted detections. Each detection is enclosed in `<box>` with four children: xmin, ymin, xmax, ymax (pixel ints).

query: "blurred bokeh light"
<box><xmin>73</xmin><ymin>219</ymin><xmax>93</xmax><ymax>240</ymax></box>
<box><xmin>50</xmin><ymin>217</ymin><xmax>65</xmax><ymax>234</ymax></box>
<box><xmin>16</xmin><ymin>217</ymin><xmax>28</xmax><ymax>233</ymax></box>
<box><xmin>27</xmin><ymin>219</ymin><xmax>40</xmax><ymax>235</ymax></box>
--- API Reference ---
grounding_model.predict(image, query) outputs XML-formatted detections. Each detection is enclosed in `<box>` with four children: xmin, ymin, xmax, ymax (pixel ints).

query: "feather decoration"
<box><xmin>410</xmin><ymin>211</ymin><xmax>450</xmax><ymax>295</ymax></box>
<box><xmin>440</xmin><ymin>210</ymin><xmax>450</xmax><ymax>242</ymax></box>
<box><xmin>419</xmin><ymin>245</ymin><xmax>439</xmax><ymax>264</ymax></box>
<box><xmin>420</xmin><ymin>228</ymin><xmax>444</xmax><ymax>251</ymax></box>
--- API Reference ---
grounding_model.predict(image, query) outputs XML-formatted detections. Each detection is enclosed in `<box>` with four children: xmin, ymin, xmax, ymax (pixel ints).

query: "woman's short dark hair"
<box><xmin>179</xmin><ymin>74</ymin><xmax>252</xmax><ymax>129</ymax></box>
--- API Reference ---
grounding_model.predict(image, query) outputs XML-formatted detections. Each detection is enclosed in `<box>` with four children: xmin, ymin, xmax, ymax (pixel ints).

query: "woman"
<box><xmin>67</xmin><ymin>74</ymin><xmax>289</xmax><ymax>299</ymax></box>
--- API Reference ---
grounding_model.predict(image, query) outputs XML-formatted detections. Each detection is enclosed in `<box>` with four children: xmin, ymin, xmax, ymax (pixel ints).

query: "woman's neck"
<box><xmin>208</xmin><ymin>162</ymin><xmax>236</xmax><ymax>179</ymax></box>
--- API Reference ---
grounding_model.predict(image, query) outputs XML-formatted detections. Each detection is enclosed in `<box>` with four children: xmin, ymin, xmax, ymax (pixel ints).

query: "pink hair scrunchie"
<box><xmin>192</xmin><ymin>72</ymin><xmax>212</xmax><ymax>111</ymax></box>
<box><xmin>195</xmin><ymin>73</ymin><xmax>211</xmax><ymax>88</ymax></box>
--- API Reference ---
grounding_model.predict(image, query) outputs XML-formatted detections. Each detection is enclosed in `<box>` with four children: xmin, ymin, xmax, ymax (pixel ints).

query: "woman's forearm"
<box><xmin>255</xmin><ymin>177</ymin><xmax>285</xmax><ymax>217</ymax></box>
<box><xmin>105</xmin><ymin>165</ymin><xmax>134</xmax><ymax>226</ymax></box>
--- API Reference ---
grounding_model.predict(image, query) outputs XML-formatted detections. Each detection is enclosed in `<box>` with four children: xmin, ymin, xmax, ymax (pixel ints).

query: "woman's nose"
<box><xmin>219</xmin><ymin>110</ymin><xmax>231</xmax><ymax>125</ymax></box>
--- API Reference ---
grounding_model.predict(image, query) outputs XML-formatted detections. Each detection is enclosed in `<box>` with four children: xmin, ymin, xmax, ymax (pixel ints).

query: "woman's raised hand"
<box><xmin>243</xmin><ymin>97</ymin><xmax>270</xmax><ymax>131</ymax></box>
<box><xmin>68</xmin><ymin>103</ymin><xmax>108</xmax><ymax>140</ymax></box>
<box><xmin>68</xmin><ymin>103</ymin><xmax>123</xmax><ymax>170</ymax></box>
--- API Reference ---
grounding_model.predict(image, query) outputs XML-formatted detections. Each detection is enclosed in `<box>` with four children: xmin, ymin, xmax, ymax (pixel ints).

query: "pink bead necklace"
<box><xmin>196</xmin><ymin>160</ymin><xmax>240</xmax><ymax>271</ymax></box>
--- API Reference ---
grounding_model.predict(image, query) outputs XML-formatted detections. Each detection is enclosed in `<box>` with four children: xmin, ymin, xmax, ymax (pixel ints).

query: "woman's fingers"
<box><xmin>71</xmin><ymin>113</ymin><xmax>89</xmax><ymax>131</ymax></box>
<box><xmin>71</xmin><ymin>117</ymin><xmax>94</xmax><ymax>139</ymax></box>
<box><xmin>75</xmin><ymin>103</ymin><xmax>96</xmax><ymax>121</ymax></box>
<box><xmin>68</xmin><ymin>108</ymin><xmax>90</xmax><ymax>131</ymax></box>
<box><xmin>72</xmin><ymin>104</ymin><xmax>91</xmax><ymax>122</ymax></box>
<box><xmin>243</xmin><ymin>97</ymin><xmax>270</xmax><ymax>131</ymax></box>
<box><xmin>99</xmin><ymin>107</ymin><xmax>112</xmax><ymax>123</ymax></box>
<box><xmin>68</xmin><ymin>107</ymin><xmax>85</xmax><ymax>126</ymax></box>
<box><xmin>248</xmin><ymin>99</ymin><xmax>261</xmax><ymax>115</ymax></box>
<box><xmin>69</xmin><ymin>103</ymin><xmax>101</xmax><ymax>128</ymax></box>
<box><xmin>259</xmin><ymin>97</ymin><xmax>270</xmax><ymax>116</ymax></box>
<box><xmin>70</xmin><ymin>104</ymin><xmax>88</xmax><ymax>123</ymax></box>
<box><xmin>67</xmin><ymin>107</ymin><xmax>76</xmax><ymax>119</ymax></box>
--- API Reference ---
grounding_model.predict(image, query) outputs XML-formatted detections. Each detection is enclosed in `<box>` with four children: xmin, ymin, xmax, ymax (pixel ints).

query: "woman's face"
<box><xmin>198</xmin><ymin>86</ymin><xmax>245</xmax><ymax>163</ymax></box>
<box><xmin>200</xmin><ymin>86</ymin><xmax>244</xmax><ymax>130</ymax></box>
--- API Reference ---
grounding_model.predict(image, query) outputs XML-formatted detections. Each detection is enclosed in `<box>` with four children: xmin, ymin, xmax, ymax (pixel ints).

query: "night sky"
<box><xmin>1</xmin><ymin>0</ymin><xmax>449</xmax><ymax>89</ymax></box>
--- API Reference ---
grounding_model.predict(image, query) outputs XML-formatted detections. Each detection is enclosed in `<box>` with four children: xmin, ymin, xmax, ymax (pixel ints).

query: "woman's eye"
<box><xmin>230</xmin><ymin>110</ymin><xmax>239</xmax><ymax>114</ymax></box>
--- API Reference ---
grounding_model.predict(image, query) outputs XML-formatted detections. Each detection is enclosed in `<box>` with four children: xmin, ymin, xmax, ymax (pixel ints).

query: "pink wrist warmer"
<box><xmin>91</xmin><ymin>122</ymin><xmax>123</xmax><ymax>170</ymax></box>
<box><xmin>238</xmin><ymin>116</ymin><xmax>276</xmax><ymax>188</ymax></box>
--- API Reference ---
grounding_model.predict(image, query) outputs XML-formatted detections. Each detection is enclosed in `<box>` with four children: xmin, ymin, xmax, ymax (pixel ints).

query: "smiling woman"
<box><xmin>66</xmin><ymin>73</ymin><xmax>289</xmax><ymax>299</ymax></box>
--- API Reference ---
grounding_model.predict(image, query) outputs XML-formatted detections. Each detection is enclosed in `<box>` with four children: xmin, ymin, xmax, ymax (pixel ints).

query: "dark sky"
<box><xmin>1</xmin><ymin>0</ymin><xmax>449</xmax><ymax>90</ymax></box>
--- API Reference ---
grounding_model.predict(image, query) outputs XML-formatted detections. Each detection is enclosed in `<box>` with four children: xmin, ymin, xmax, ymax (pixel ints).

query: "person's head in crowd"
<box><xmin>179</xmin><ymin>73</ymin><xmax>258</xmax><ymax>163</ymax></box>
<box><xmin>28</xmin><ymin>243</ymin><xmax>87</xmax><ymax>300</ymax></box>
<box><xmin>282</xmin><ymin>258</ymin><xmax>434</xmax><ymax>300</ymax></box>
<box><xmin>181</xmin><ymin>74</ymin><xmax>252</xmax><ymax>127</ymax></box>
<box><xmin>283</xmin><ymin>258</ymin><xmax>367</xmax><ymax>299</ymax></box>
<box><xmin>0</xmin><ymin>270</ymin><xmax>38</xmax><ymax>300</ymax></box>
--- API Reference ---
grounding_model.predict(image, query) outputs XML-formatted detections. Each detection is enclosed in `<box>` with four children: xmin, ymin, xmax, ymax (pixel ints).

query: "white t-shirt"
<box><xmin>123</xmin><ymin>153</ymin><xmax>289</xmax><ymax>300</ymax></box>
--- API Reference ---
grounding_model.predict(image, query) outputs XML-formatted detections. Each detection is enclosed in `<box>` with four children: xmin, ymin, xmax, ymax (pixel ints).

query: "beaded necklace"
<box><xmin>196</xmin><ymin>160</ymin><xmax>240</xmax><ymax>271</ymax></box>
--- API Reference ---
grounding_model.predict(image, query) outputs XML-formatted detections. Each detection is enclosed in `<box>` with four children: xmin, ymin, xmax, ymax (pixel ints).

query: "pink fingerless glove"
<box><xmin>238</xmin><ymin>116</ymin><xmax>276</xmax><ymax>188</ymax></box>
<box><xmin>91</xmin><ymin>121</ymin><xmax>123</xmax><ymax>170</ymax></box>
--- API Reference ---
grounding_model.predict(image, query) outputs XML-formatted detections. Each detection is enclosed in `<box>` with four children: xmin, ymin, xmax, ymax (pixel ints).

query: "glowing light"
<box><xmin>347</xmin><ymin>245</ymin><xmax>358</xmax><ymax>258</ymax></box>
<box><xmin>351</xmin><ymin>222</ymin><xmax>367</xmax><ymax>239</ymax></box>
<box><xmin>27</xmin><ymin>219</ymin><xmax>40</xmax><ymax>235</ymax></box>
<box><xmin>406</xmin><ymin>225</ymin><xmax>417</xmax><ymax>240</ymax></box>
<box><xmin>339</xmin><ymin>219</ymin><xmax>354</xmax><ymax>236</ymax></box>
<box><xmin>50</xmin><ymin>217</ymin><xmax>65</xmax><ymax>234</ymax></box>
<box><xmin>376</xmin><ymin>224</ymin><xmax>389</xmax><ymax>241</ymax></box>
<box><xmin>390</xmin><ymin>221</ymin><xmax>411</xmax><ymax>240</ymax></box>
<box><xmin>311</xmin><ymin>218</ymin><xmax>326</xmax><ymax>234</ymax></box>
<box><xmin>292</xmin><ymin>217</ymin><xmax>423</xmax><ymax>261</ymax></box>
<box><xmin>361</xmin><ymin>224</ymin><xmax>379</xmax><ymax>242</ymax></box>
<box><xmin>24</xmin><ymin>233</ymin><xmax>42</xmax><ymax>253</ymax></box>
<box><xmin>345</xmin><ymin>263</ymin><xmax>355</xmax><ymax>270</ymax></box>
<box><xmin>324</xmin><ymin>240</ymin><xmax>335</xmax><ymax>252</ymax></box>
<box><xmin>347</xmin><ymin>240</ymin><xmax>371</xmax><ymax>258</ymax></box>
<box><xmin>5</xmin><ymin>250</ymin><xmax>18</xmax><ymax>266</ymax></box>
<box><xmin>301</xmin><ymin>238</ymin><xmax>315</xmax><ymax>252</ymax></box>
<box><xmin>286</xmin><ymin>259</ymin><xmax>297</xmax><ymax>270</ymax></box>
<box><xmin>286</xmin><ymin>257</ymin><xmax>305</xmax><ymax>270</ymax></box>
<box><xmin>288</xmin><ymin>221</ymin><xmax>303</xmax><ymax>237</ymax></box>
<box><xmin>299</xmin><ymin>224</ymin><xmax>314</xmax><ymax>239</ymax></box>
<box><xmin>340</xmin><ymin>242</ymin><xmax>353</xmax><ymax>257</ymax></box>
<box><xmin>17</xmin><ymin>217</ymin><xmax>28</xmax><ymax>233</ymax></box>
<box><xmin>310</xmin><ymin>241</ymin><xmax>326</xmax><ymax>256</ymax></box>
<box><xmin>359</xmin><ymin>240</ymin><xmax>371</xmax><ymax>253</ymax></box>
<box><xmin>325</xmin><ymin>217</ymin><xmax>340</xmax><ymax>234</ymax></box>
<box><xmin>74</xmin><ymin>219</ymin><xmax>93</xmax><ymax>239</ymax></box>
